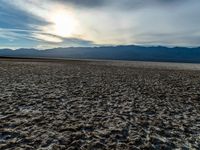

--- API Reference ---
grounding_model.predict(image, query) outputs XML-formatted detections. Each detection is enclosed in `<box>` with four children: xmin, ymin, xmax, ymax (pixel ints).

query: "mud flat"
<box><xmin>0</xmin><ymin>58</ymin><xmax>200</xmax><ymax>149</ymax></box>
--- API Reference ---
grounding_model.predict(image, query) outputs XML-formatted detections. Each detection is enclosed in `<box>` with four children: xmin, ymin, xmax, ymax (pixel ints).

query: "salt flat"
<box><xmin>0</xmin><ymin>58</ymin><xmax>200</xmax><ymax>149</ymax></box>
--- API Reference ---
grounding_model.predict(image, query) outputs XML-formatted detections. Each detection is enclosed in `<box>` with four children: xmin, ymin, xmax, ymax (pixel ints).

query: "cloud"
<box><xmin>1</xmin><ymin>0</ymin><xmax>200</xmax><ymax>48</ymax></box>
<box><xmin>0</xmin><ymin>27</ymin><xmax>95</xmax><ymax>49</ymax></box>
<box><xmin>0</xmin><ymin>1</ymin><xmax>48</xmax><ymax>29</ymax></box>
<box><xmin>49</xmin><ymin>0</ymin><xmax>187</xmax><ymax>10</ymax></box>
<box><xmin>105</xmin><ymin>0</ymin><xmax>188</xmax><ymax>11</ymax></box>
<box><xmin>0</xmin><ymin>28</ymin><xmax>37</xmax><ymax>41</ymax></box>
<box><xmin>51</xmin><ymin>0</ymin><xmax>105</xmax><ymax>8</ymax></box>
<box><xmin>31</xmin><ymin>32</ymin><xmax>95</xmax><ymax>45</ymax></box>
<box><xmin>32</xmin><ymin>33</ymin><xmax>63</xmax><ymax>43</ymax></box>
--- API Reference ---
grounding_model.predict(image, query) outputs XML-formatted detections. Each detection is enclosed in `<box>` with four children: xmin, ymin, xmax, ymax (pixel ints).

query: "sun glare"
<box><xmin>52</xmin><ymin>10</ymin><xmax>76</xmax><ymax>37</ymax></box>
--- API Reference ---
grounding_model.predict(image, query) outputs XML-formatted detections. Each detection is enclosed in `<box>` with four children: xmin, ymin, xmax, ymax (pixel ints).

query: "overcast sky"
<box><xmin>0</xmin><ymin>0</ymin><xmax>200</xmax><ymax>49</ymax></box>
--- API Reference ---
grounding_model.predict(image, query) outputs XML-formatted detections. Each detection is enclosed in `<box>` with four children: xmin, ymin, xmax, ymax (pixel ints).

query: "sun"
<box><xmin>52</xmin><ymin>10</ymin><xmax>76</xmax><ymax>37</ymax></box>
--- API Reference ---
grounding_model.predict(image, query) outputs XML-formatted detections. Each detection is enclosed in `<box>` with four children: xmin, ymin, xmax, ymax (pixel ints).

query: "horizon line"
<box><xmin>1</xmin><ymin>44</ymin><xmax>200</xmax><ymax>51</ymax></box>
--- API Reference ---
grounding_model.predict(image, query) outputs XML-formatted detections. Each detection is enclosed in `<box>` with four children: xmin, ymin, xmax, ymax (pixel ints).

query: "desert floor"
<box><xmin>0</xmin><ymin>58</ymin><xmax>200</xmax><ymax>149</ymax></box>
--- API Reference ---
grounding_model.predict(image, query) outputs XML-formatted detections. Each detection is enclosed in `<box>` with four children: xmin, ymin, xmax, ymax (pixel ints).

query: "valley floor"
<box><xmin>0</xmin><ymin>58</ymin><xmax>200</xmax><ymax>149</ymax></box>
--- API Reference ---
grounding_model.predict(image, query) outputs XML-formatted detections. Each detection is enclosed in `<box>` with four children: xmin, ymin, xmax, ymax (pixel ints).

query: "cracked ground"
<box><xmin>0</xmin><ymin>59</ymin><xmax>200</xmax><ymax>149</ymax></box>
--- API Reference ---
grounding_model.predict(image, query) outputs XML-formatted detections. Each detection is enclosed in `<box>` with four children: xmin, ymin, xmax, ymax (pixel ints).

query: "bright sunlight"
<box><xmin>51</xmin><ymin>10</ymin><xmax>76</xmax><ymax>37</ymax></box>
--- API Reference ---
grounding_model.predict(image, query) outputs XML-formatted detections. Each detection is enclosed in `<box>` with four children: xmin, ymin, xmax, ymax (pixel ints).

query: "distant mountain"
<box><xmin>0</xmin><ymin>45</ymin><xmax>200</xmax><ymax>63</ymax></box>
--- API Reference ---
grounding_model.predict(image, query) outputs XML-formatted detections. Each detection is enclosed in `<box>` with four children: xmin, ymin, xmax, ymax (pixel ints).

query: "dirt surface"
<box><xmin>0</xmin><ymin>59</ymin><xmax>200</xmax><ymax>149</ymax></box>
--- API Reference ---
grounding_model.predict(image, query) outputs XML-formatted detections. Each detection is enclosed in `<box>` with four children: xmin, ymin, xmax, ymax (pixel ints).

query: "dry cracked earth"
<box><xmin>0</xmin><ymin>59</ymin><xmax>200</xmax><ymax>150</ymax></box>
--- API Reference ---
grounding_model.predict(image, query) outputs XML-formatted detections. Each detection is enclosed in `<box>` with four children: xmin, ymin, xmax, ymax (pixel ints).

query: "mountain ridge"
<box><xmin>0</xmin><ymin>45</ymin><xmax>200</xmax><ymax>63</ymax></box>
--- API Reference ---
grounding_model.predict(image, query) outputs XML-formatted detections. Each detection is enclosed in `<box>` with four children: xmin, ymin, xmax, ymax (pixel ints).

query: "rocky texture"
<box><xmin>0</xmin><ymin>59</ymin><xmax>200</xmax><ymax>150</ymax></box>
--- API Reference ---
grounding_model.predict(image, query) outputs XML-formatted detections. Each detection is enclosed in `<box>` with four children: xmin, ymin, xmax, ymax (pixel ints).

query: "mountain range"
<box><xmin>0</xmin><ymin>45</ymin><xmax>200</xmax><ymax>63</ymax></box>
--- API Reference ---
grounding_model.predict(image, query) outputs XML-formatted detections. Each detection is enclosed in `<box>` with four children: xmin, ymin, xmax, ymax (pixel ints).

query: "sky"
<box><xmin>0</xmin><ymin>0</ymin><xmax>200</xmax><ymax>49</ymax></box>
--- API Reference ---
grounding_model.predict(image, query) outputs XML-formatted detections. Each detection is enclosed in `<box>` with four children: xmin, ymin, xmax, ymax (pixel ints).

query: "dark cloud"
<box><xmin>62</xmin><ymin>37</ymin><xmax>95</xmax><ymax>46</ymax></box>
<box><xmin>38</xmin><ymin>33</ymin><xmax>95</xmax><ymax>45</ymax></box>
<box><xmin>51</xmin><ymin>0</ymin><xmax>106</xmax><ymax>8</ymax></box>
<box><xmin>51</xmin><ymin>0</ymin><xmax>186</xmax><ymax>9</ymax></box>
<box><xmin>112</xmin><ymin>0</ymin><xmax>187</xmax><ymax>10</ymax></box>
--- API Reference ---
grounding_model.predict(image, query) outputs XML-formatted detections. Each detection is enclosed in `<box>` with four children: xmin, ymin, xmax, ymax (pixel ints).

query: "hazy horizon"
<box><xmin>1</xmin><ymin>44</ymin><xmax>200</xmax><ymax>51</ymax></box>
